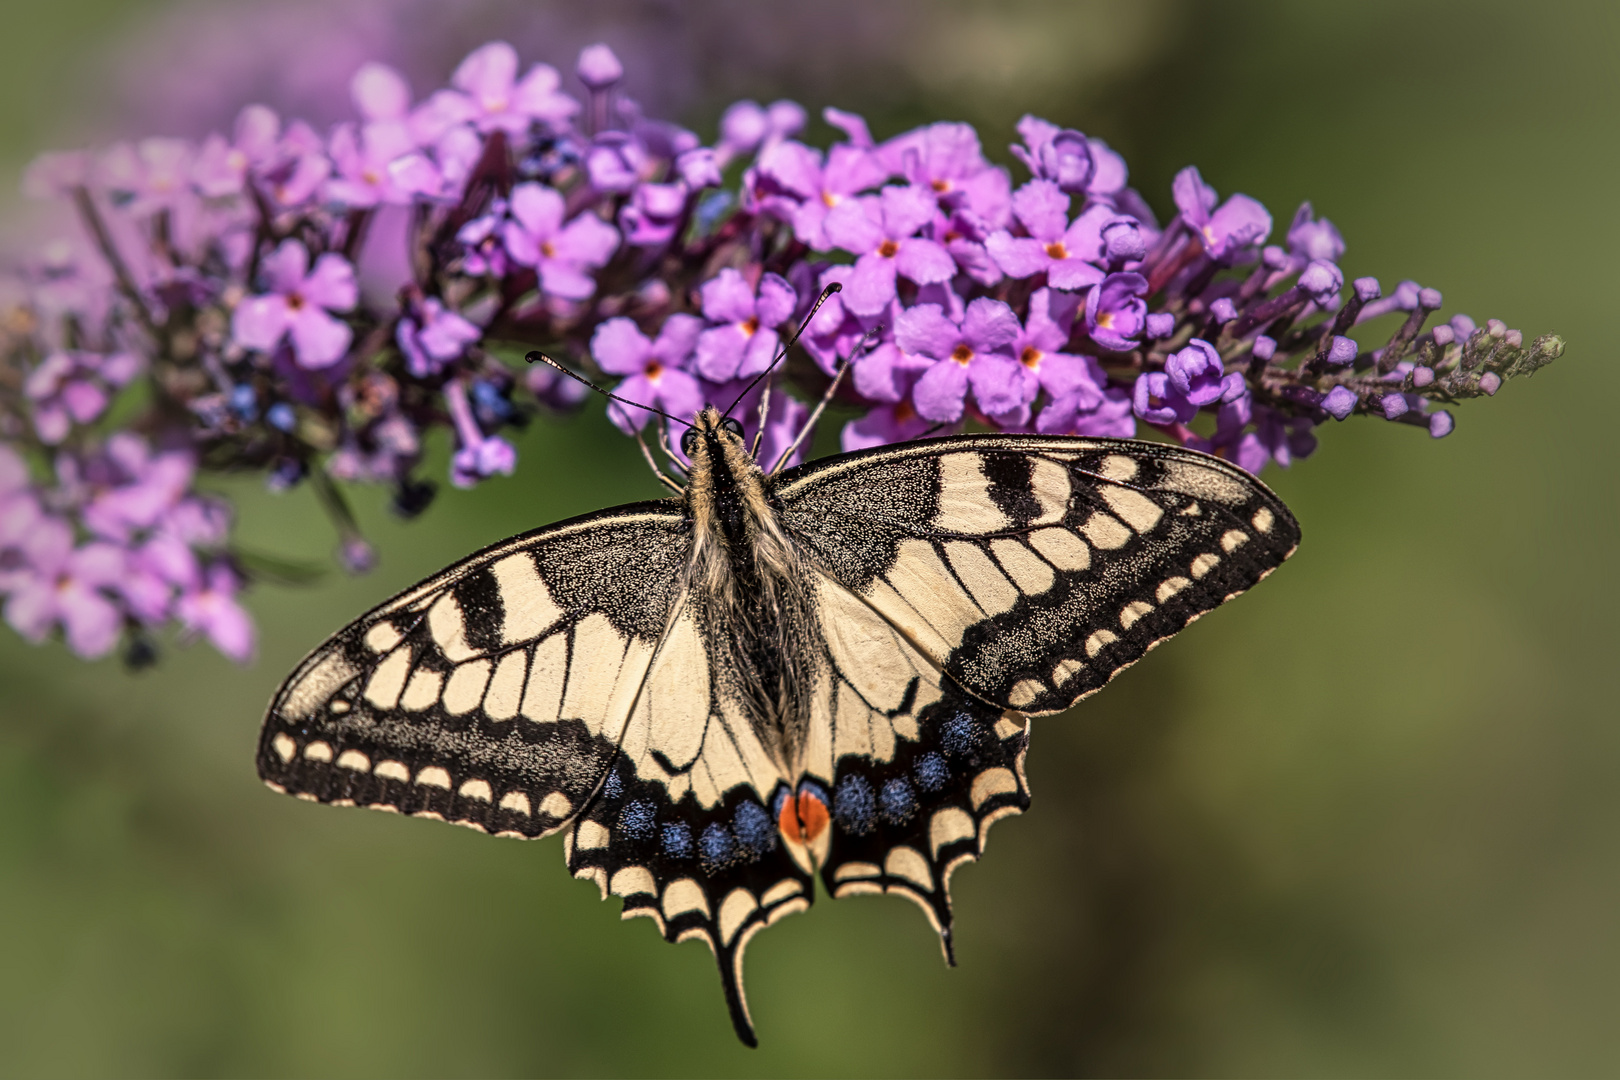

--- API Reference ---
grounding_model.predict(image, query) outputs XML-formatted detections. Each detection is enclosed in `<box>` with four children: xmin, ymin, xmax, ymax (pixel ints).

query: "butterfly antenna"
<box><xmin>768</xmin><ymin>324</ymin><xmax>880</xmax><ymax>475</ymax></box>
<box><xmin>722</xmin><ymin>282</ymin><xmax>842</xmax><ymax>419</ymax></box>
<box><xmin>526</xmin><ymin>351</ymin><xmax>694</xmax><ymax>430</ymax></box>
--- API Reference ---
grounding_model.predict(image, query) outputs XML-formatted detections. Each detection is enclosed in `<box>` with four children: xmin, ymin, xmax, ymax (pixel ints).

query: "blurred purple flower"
<box><xmin>24</xmin><ymin>350</ymin><xmax>141</xmax><ymax>444</ymax></box>
<box><xmin>1287</xmin><ymin>201</ymin><xmax>1345</xmax><ymax>263</ymax></box>
<box><xmin>618</xmin><ymin>181</ymin><xmax>689</xmax><ymax>247</ymax></box>
<box><xmin>416</xmin><ymin>41</ymin><xmax>578</xmax><ymax>138</ymax></box>
<box><xmin>444</xmin><ymin>380</ymin><xmax>516</xmax><ymax>488</ymax></box>
<box><xmin>576</xmin><ymin>43</ymin><xmax>624</xmax><ymax>90</ymax></box>
<box><xmin>325</xmin><ymin>120</ymin><xmax>440</xmax><ymax>207</ymax></box>
<box><xmin>396</xmin><ymin>298</ymin><xmax>480</xmax><ymax>377</ymax></box>
<box><xmin>192</xmin><ymin>104</ymin><xmax>279</xmax><ymax>198</ymax></box>
<box><xmin>232</xmin><ymin>240</ymin><xmax>357</xmax><ymax>368</ymax></box>
<box><xmin>4</xmin><ymin>534</ymin><xmax>125</xmax><ymax>659</ymax></box>
<box><xmin>715</xmin><ymin>99</ymin><xmax>806</xmax><ymax>167</ymax></box>
<box><xmin>175</xmin><ymin>562</ymin><xmax>254</xmax><ymax>662</ymax></box>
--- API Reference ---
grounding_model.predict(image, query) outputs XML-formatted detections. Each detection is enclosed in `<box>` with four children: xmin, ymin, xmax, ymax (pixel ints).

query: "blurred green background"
<box><xmin>1</xmin><ymin>1</ymin><xmax>1616</xmax><ymax>1075</ymax></box>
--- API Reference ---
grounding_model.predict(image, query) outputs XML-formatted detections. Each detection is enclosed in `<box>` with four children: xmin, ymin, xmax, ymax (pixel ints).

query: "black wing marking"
<box><xmin>257</xmin><ymin>503</ymin><xmax>687</xmax><ymax>838</ymax></box>
<box><xmin>562</xmin><ymin>600</ymin><xmax>811</xmax><ymax>1047</ymax></box>
<box><xmin>807</xmin><ymin>570</ymin><xmax>1030</xmax><ymax>956</ymax></box>
<box><xmin>775</xmin><ymin>435</ymin><xmax>1300</xmax><ymax>715</ymax></box>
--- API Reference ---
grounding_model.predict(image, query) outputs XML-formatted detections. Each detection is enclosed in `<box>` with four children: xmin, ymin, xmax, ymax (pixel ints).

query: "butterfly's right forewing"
<box><xmin>258</xmin><ymin>503</ymin><xmax>688</xmax><ymax>838</ymax></box>
<box><xmin>775</xmin><ymin>436</ymin><xmax>1300</xmax><ymax>716</ymax></box>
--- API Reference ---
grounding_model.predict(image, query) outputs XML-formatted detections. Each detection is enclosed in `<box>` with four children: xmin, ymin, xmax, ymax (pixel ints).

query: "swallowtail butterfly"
<box><xmin>258</xmin><ymin>406</ymin><xmax>1298</xmax><ymax>1045</ymax></box>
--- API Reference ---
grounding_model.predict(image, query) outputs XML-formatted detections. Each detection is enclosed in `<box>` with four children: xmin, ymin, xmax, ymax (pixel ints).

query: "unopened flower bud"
<box><xmin>1322</xmin><ymin>385</ymin><xmax>1357</xmax><ymax>419</ymax></box>
<box><xmin>576</xmin><ymin>44</ymin><xmax>624</xmax><ymax>90</ymax></box>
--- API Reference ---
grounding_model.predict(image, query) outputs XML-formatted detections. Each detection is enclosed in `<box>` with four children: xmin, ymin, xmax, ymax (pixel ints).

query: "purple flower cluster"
<box><xmin>1</xmin><ymin>41</ymin><xmax>1560</xmax><ymax>664</ymax></box>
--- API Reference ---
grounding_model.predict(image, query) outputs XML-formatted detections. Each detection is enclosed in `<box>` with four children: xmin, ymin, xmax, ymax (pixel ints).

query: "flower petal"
<box><xmin>288</xmin><ymin>308</ymin><xmax>353</xmax><ymax>368</ymax></box>
<box><xmin>591</xmin><ymin>317</ymin><xmax>652</xmax><ymax>375</ymax></box>
<box><xmin>231</xmin><ymin>295</ymin><xmax>291</xmax><ymax>351</ymax></box>
<box><xmin>894</xmin><ymin>238</ymin><xmax>955</xmax><ymax>285</ymax></box>
<box><xmin>693</xmin><ymin>326</ymin><xmax>747</xmax><ymax>383</ymax></box>
<box><xmin>305</xmin><ymin>253</ymin><xmax>358</xmax><ymax>311</ymax></box>
<box><xmin>452</xmin><ymin>41</ymin><xmax>518</xmax><ymax>99</ymax></box>
<box><xmin>985</xmin><ymin>233</ymin><xmax>1050</xmax><ymax>279</ymax></box>
<box><xmin>843</xmin><ymin>251</ymin><xmax>898</xmax><ymax>317</ymax></box>
<box><xmin>755</xmin><ymin>273</ymin><xmax>798</xmax><ymax>327</ymax></box>
<box><xmin>912</xmin><ymin>360</ymin><xmax>970</xmax><ymax>423</ymax></box>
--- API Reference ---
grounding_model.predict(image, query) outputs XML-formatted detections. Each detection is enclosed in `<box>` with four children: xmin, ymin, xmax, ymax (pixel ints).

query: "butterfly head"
<box><xmin>680</xmin><ymin>405</ymin><xmax>749</xmax><ymax>465</ymax></box>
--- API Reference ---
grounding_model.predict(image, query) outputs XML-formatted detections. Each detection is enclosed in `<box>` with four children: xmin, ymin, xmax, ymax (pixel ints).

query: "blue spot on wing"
<box><xmin>879</xmin><ymin>777</ymin><xmax>916</xmax><ymax>824</ymax></box>
<box><xmin>618</xmin><ymin>799</ymin><xmax>656</xmax><ymax>840</ymax></box>
<box><xmin>940</xmin><ymin>711</ymin><xmax>979</xmax><ymax>756</ymax></box>
<box><xmin>733</xmin><ymin>800</ymin><xmax>775</xmax><ymax>856</ymax></box>
<box><xmin>833</xmin><ymin>774</ymin><xmax>876</xmax><ymax>835</ymax></box>
<box><xmin>700</xmin><ymin>823</ymin><xmax>736</xmax><ymax>871</ymax></box>
<box><xmin>914</xmin><ymin>752</ymin><xmax>950</xmax><ymax>792</ymax></box>
<box><xmin>662</xmin><ymin>821</ymin><xmax>694</xmax><ymax>859</ymax></box>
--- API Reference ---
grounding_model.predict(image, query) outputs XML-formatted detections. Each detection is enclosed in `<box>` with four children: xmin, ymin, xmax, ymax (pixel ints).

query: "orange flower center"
<box><xmin>931</xmin><ymin>178</ymin><xmax>951</xmax><ymax>194</ymax></box>
<box><xmin>821</xmin><ymin>190</ymin><xmax>841</xmax><ymax>208</ymax></box>
<box><xmin>878</xmin><ymin>239</ymin><xmax>900</xmax><ymax>258</ymax></box>
<box><xmin>1097</xmin><ymin>312</ymin><xmax>1115</xmax><ymax>329</ymax></box>
<box><xmin>540</xmin><ymin>240</ymin><xmax>556</xmax><ymax>259</ymax></box>
<box><xmin>1021</xmin><ymin>346</ymin><xmax>1043</xmax><ymax>368</ymax></box>
<box><xmin>951</xmin><ymin>344</ymin><xmax>974</xmax><ymax>365</ymax></box>
<box><xmin>644</xmin><ymin>360</ymin><xmax>664</xmax><ymax>381</ymax></box>
<box><xmin>1045</xmin><ymin>241</ymin><xmax>1068</xmax><ymax>260</ymax></box>
<box><xmin>741</xmin><ymin>316</ymin><xmax>760</xmax><ymax>337</ymax></box>
<box><xmin>286</xmin><ymin>292</ymin><xmax>305</xmax><ymax>311</ymax></box>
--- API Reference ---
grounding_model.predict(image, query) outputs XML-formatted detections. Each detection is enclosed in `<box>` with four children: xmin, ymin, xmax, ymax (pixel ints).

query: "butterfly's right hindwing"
<box><xmin>257</xmin><ymin>503</ymin><xmax>688</xmax><ymax>839</ymax></box>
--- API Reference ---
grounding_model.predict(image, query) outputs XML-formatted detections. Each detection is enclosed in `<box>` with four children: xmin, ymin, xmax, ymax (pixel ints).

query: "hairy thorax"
<box><xmin>682</xmin><ymin>409</ymin><xmax>821</xmax><ymax>771</ymax></box>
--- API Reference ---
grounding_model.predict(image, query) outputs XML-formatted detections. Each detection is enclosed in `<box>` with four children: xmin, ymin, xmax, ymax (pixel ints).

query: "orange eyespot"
<box><xmin>778</xmin><ymin>787</ymin><xmax>829</xmax><ymax>843</ymax></box>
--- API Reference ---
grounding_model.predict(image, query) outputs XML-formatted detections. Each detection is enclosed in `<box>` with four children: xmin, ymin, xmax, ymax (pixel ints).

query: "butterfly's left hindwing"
<box><xmin>775</xmin><ymin>436</ymin><xmax>1300</xmax><ymax>716</ymax></box>
<box><xmin>258</xmin><ymin>504</ymin><xmax>687</xmax><ymax>838</ymax></box>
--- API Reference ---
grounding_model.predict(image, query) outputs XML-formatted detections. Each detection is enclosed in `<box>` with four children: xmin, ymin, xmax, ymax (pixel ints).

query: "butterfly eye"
<box><xmin>680</xmin><ymin>427</ymin><xmax>700</xmax><ymax>457</ymax></box>
<box><xmin>720</xmin><ymin>417</ymin><xmax>745</xmax><ymax>438</ymax></box>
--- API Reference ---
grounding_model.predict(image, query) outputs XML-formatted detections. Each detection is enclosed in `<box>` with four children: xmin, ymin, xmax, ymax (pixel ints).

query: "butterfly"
<box><xmin>257</xmin><ymin>385</ymin><xmax>1299</xmax><ymax>1044</ymax></box>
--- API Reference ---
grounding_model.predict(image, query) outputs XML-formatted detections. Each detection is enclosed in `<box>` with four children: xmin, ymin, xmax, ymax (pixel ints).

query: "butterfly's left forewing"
<box><xmin>258</xmin><ymin>503</ymin><xmax>689</xmax><ymax>837</ymax></box>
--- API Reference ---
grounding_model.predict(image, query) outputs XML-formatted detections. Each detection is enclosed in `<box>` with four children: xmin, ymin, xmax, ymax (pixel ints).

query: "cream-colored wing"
<box><xmin>776</xmin><ymin>435</ymin><xmax>1299</xmax><ymax>715</ymax></box>
<box><xmin>561</xmin><ymin>590</ymin><xmax>813</xmax><ymax>1048</ymax></box>
<box><xmin>258</xmin><ymin>504</ymin><xmax>687</xmax><ymax>838</ymax></box>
